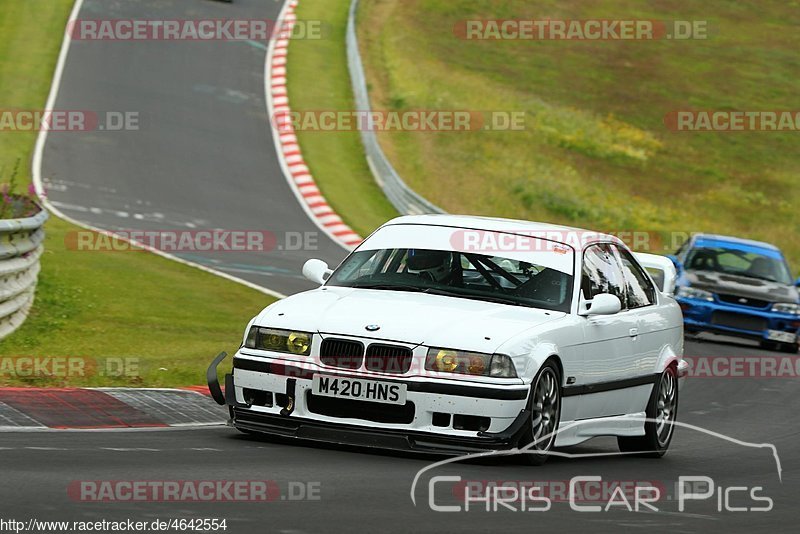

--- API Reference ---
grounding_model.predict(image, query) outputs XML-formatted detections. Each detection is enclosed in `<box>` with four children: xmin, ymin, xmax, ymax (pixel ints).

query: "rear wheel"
<box><xmin>618</xmin><ymin>366</ymin><xmax>678</xmax><ymax>458</ymax></box>
<box><xmin>518</xmin><ymin>362</ymin><xmax>561</xmax><ymax>466</ymax></box>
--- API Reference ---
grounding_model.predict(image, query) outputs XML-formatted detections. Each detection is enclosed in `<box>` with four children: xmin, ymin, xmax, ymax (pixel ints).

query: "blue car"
<box><xmin>670</xmin><ymin>234</ymin><xmax>800</xmax><ymax>352</ymax></box>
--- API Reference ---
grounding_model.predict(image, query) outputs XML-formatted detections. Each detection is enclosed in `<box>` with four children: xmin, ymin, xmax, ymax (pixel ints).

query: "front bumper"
<box><xmin>677</xmin><ymin>297</ymin><xmax>800</xmax><ymax>343</ymax></box>
<box><xmin>229</xmin><ymin>407</ymin><xmax>531</xmax><ymax>454</ymax></box>
<box><xmin>207</xmin><ymin>352</ymin><xmax>531</xmax><ymax>454</ymax></box>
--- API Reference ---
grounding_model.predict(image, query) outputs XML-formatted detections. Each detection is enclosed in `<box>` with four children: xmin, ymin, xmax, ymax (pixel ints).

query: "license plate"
<box><xmin>312</xmin><ymin>375</ymin><xmax>407</xmax><ymax>405</ymax></box>
<box><xmin>767</xmin><ymin>330</ymin><xmax>797</xmax><ymax>343</ymax></box>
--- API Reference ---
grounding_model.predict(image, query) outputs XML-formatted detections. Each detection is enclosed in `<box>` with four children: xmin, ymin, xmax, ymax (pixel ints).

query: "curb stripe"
<box><xmin>265</xmin><ymin>0</ymin><xmax>363</xmax><ymax>250</ymax></box>
<box><xmin>0</xmin><ymin>388</ymin><xmax>225</xmax><ymax>429</ymax></box>
<box><xmin>0</xmin><ymin>389</ymin><xmax>168</xmax><ymax>429</ymax></box>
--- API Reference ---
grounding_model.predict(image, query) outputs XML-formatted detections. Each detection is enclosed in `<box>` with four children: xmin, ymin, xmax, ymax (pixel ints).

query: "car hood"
<box><xmin>684</xmin><ymin>270</ymin><xmax>798</xmax><ymax>303</ymax></box>
<box><xmin>254</xmin><ymin>287</ymin><xmax>564</xmax><ymax>353</ymax></box>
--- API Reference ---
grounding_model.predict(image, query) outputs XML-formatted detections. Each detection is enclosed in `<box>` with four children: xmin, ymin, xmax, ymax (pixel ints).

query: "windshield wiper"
<box><xmin>349</xmin><ymin>283</ymin><xmax>529</xmax><ymax>306</ymax></box>
<box><xmin>728</xmin><ymin>272</ymin><xmax>779</xmax><ymax>283</ymax></box>
<box><xmin>349</xmin><ymin>283</ymin><xmax>427</xmax><ymax>292</ymax></box>
<box><xmin>422</xmin><ymin>287</ymin><xmax>525</xmax><ymax>307</ymax></box>
<box><xmin>694</xmin><ymin>269</ymin><xmax>779</xmax><ymax>284</ymax></box>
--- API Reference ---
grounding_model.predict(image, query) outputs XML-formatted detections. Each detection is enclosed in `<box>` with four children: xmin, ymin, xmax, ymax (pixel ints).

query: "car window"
<box><xmin>581</xmin><ymin>244</ymin><xmax>627</xmax><ymax>306</ymax></box>
<box><xmin>327</xmin><ymin>248</ymin><xmax>574</xmax><ymax>312</ymax></box>
<box><xmin>614</xmin><ymin>246</ymin><xmax>656</xmax><ymax>308</ymax></box>
<box><xmin>644</xmin><ymin>267</ymin><xmax>665</xmax><ymax>291</ymax></box>
<box><xmin>684</xmin><ymin>246</ymin><xmax>792</xmax><ymax>284</ymax></box>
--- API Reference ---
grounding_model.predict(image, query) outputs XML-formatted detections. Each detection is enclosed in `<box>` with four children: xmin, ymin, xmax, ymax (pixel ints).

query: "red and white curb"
<box><xmin>267</xmin><ymin>0</ymin><xmax>363</xmax><ymax>250</ymax></box>
<box><xmin>0</xmin><ymin>388</ymin><xmax>225</xmax><ymax>430</ymax></box>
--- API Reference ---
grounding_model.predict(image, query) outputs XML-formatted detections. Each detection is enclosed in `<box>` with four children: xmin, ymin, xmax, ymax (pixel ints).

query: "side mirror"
<box><xmin>302</xmin><ymin>259</ymin><xmax>332</xmax><ymax>285</ymax></box>
<box><xmin>579</xmin><ymin>293</ymin><xmax>622</xmax><ymax>316</ymax></box>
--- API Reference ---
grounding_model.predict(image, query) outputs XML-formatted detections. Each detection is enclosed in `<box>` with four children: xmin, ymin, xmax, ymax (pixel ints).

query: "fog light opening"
<box><xmin>453</xmin><ymin>415</ymin><xmax>491</xmax><ymax>432</ymax></box>
<box><xmin>243</xmin><ymin>388</ymin><xmax>273</xmax><ymax>407</ymax></box>
<box><xmin>432</xmin><ymin>412</ymin><xmax>451</xmax><ymax>427</ymax></box>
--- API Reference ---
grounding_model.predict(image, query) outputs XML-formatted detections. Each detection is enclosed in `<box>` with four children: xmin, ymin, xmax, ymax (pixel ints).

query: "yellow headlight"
<box><xmin>264</xmin><ymin>333</ymin><xmax>285</xmax><ymax>350</ymax></box>
<box><xmin>287</xmin><ymin>332</ymin><xmax>311</xmax><ymax>354</ymax></box>
<box><xmin>467</xmin><ymin>355</ymin><xmax>486</xmax><ymax>375</ymax></box>
<box><xmin>425</xmin><ymin>347</ymin><xmax>495</xmax><ymax>376</ymax></box>
<box><xmin>434</xmin><ymin>350</ymin><xmax>459</xmax><ymax>372</ymax></box>
<box><xmin>246</xmin><ymin>327</ymin><xmax>314</xmax><ymax>356</ymax></box>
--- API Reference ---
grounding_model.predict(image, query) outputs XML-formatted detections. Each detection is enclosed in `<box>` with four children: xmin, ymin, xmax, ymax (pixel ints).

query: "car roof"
<box><xmin>381</xmin><ymin>214</ymin><xmax>623</xmax><ymax>250</ymax></box>
<box><xmin>691</xmin><ymin>233</ymin><xmax>781</xmax><ymax>252</ymax></box>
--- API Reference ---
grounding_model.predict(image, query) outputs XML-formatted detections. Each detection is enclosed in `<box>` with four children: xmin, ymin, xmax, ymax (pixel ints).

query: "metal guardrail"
<box><xmin>346</xmin><ymin>0</ymin><xmax>445</xmax><ymax>216</ymax></box>
<box><xmin>0</xmin><ymin>208</ymin><xmax>47</xmax><ymax>340</ymax></box>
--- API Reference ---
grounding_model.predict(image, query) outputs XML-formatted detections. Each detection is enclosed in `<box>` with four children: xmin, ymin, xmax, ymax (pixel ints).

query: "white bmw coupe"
<box><xmin>208</xmin><ymin>215</ymin><xmax>686</xmax><ymax>463</ymax></box>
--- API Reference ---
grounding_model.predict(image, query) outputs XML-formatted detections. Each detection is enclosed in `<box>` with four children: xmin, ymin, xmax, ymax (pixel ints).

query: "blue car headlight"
<box><xmin>772</xmin><ymin>303</ymin><xmax>800</xmax><ymax>315</ymax></box>
<box><xmin>675</xmin><ymin>287</ymin><xmax>714</xmax><ymax>302</ymax></box>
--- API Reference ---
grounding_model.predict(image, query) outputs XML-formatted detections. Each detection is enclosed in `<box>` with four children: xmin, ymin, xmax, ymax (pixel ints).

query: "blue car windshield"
<box><xmin>685</xmin><ymin>245</ymin><xmax>792</xmax><ymax>285</ymax></box>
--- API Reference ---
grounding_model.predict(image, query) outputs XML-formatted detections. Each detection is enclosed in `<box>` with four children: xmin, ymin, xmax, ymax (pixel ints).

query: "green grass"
<box><xmin>354</xmin><ymin>0</ymin><xmax>800</xmax><ymax>270</ymax></box>
<box><xmin>0</xmin><ymin>0</ymin><xmax>274</xmax><ymax>387</ymax></box>
<box><xmin>289</xmin><ymin>0</ymin><xmax>398</xmax><ymax>236</ymax></box>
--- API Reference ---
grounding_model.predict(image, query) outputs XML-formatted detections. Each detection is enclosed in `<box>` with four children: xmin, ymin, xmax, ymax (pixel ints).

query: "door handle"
<box><xmin>629</xmin><ymin>328</ymin><xmax>639</xmax><ymax>337</ymax></box>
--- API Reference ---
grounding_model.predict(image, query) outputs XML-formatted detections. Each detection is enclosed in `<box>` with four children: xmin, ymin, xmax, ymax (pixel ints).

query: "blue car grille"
<box><xmin>716</xmin><ymin>293</ymin><xmax>770</xmax><ymax>309</ymax></box>
<box><xmin>711</xmin><ymin>311</ymin><xmax>767</xmax><ymax>332</ymax></box>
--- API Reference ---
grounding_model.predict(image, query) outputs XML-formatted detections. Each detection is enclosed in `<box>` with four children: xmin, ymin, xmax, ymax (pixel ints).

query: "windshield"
<box><xmin>327</xmin><ymin>248</ymin><xmax>574</xmax><ymax>312</ymax></box>
<box><xmin>685</xmin><ymin>246</ymin><xmax>792</xmax><ymax>285</ymax></box>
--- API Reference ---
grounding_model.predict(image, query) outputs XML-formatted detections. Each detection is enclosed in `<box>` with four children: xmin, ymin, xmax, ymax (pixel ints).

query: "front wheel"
<box><xmin>761</xmin><ymin>340</ymin><xmax>799</xmax><ymax>353</ymax></box>
<box><xmin>518</xmin><ymin>361</ymin><xmax>561</xmax><ymax>466</ymax></box>
<box><xmin>618</xmin><ymin>366</ymin><xmax>678</xmax><ymax>458</ymax></box>
<box><xmin>781</xmin><ymin>342</ymin><xmax>799</xmax><ymax>354</ymax></box>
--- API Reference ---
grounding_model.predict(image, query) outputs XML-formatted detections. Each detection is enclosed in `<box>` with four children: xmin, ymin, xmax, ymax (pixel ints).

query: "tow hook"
<box><xmin>279</xmin><ymin>378</ymin><xmax>296</xmax><ymax>416</ymax></box>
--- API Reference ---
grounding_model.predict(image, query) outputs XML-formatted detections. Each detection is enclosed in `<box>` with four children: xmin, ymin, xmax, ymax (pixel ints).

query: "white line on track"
<box><xmin>32</xmin><ymin>0</ymin><xmax>286</xmax><ymax>300</ymax></box>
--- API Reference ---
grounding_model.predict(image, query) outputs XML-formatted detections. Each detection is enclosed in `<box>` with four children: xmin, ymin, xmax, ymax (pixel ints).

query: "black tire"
<box><xmin>759</xmin><ymin>340</ymin><xmax>797</xmax><ymax>353</ymax></box>
<box><xmin>759</xmin><ymin>340</ymin><xmax>779</xmax><ymax>352</ymax></box>
<box><xmin>618</xmin><ymin>366</ymin><xmax>678</xmax><ymax>458</ymax></box>
<box><xmin>518</xmin><ymin>361</ymin><xmax>561</xmax><ymax>466</ymax></box>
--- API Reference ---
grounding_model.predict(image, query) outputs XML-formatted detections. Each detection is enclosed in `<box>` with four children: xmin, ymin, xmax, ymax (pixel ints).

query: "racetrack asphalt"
<box><xmin>2</xmin><ymin>337</ymin><xmax>797</xmax><ymax>533</ymax></box>
<box><xmin>41</xmin><ymin>0</ymin><xmax>348</xmax><ymax>296</ymax></box>
<box><xmin>21</xmin><ymin>0</ymin><xmax>800</xmax><ymax>531</ymax></box>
